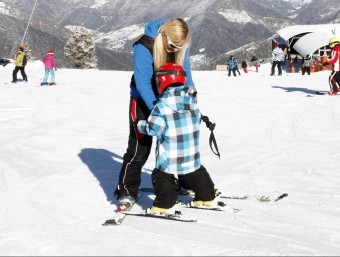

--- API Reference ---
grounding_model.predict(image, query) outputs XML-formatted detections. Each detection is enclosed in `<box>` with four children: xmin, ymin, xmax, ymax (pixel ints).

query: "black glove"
<box><xmin>190</xmin><ymin>90</ymin><xmax>197</xmax><ymax>99</ymax></box>
<box><xmin>201</xmin><ymin>115</ymin><xmax>216</xmax><ymax>131</ymax></box>
<box><xmin>322</xmin><ymin>61</ymin><xmax>329</xmax><ymax>66</ymax></box>
<box><xmin>55</xmin><ymin>67</ymin><xmax>58</xmax><ymax>71</ymax></box>
<box><xmin>201</xmin><ymin>115</ymin><xmax>209</xmax><ymax>123</ymax></box>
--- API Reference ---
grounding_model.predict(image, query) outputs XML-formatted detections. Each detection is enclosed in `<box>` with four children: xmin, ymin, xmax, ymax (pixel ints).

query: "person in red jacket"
<box><xmin>41</xmin><ymin>49</ymin><xmax>57</xmax><ymax>86</ymax></box>
<box><xmin>323</xmin><ymin>36</ymin><xmax>340</xmax><ymax>95</ymax></box>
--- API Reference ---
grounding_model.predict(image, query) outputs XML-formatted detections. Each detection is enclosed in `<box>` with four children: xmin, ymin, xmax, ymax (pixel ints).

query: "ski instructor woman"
<box><xmin>114</xmin><ymin>18</ymin><xmax>195</xmax><ymax>206</ymax></box>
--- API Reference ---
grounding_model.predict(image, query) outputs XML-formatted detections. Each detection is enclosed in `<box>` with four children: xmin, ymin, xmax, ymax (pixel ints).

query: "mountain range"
<box><xmin>0</xmin><ymin>0</ymin><xmax>339</xmax><ymax>70</ymax></box>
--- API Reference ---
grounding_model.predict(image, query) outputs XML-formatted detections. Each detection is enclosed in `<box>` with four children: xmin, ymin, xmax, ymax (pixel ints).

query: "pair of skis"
<box><xmin>307</xmin><ymin>91</ymin><xmax>340</xmax><ymax>97</ymax></box>
<box><xmin>103</xmin><ymin>188</ymin><xmax>288</xmax><ymax>226</ymax></box>
<box><xmin>113</xmin><ymin>209</ymin><xmax>198</xmax><ymax>223</ymax></box>
<box><xmin>140</xmin><ymin>187</ymin><xmax>288</xmax><ymax>202</ymax></box>
<box><xmin>116</xmin><ymin>199</ymin><xmax>238</xmax><ymax>224</ymax></box>
<box><xmin>40</xmin><ymin>83</ymin><xmax>60</xmax><ymax>86</ymax></box>
<box><xmin>103</xmin><ymin>193</ymin><xmax>198</xmax><ymax>225</ymax></box>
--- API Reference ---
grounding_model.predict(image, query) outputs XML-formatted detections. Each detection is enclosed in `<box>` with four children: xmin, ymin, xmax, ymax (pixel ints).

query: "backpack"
<box><xmin>23</xmin><ymin>55</ymin><xmax>27</xmax><ymax>66</ymax></box>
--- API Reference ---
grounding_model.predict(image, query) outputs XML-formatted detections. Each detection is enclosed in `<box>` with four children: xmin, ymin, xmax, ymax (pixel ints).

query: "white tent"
<box><xmin>277</xmin><ymin>24</ymin><xmax>339</xmax><ymax>42</ymax></box>
<box><xmin>293</xmin><ymin>31</ymin><xmax>334</xmax><ymax>58</ymax></box>
<box><xmin>276</xmin><ymin>24</ymin><xmax>340</xmax><ymax>57</ymax></box>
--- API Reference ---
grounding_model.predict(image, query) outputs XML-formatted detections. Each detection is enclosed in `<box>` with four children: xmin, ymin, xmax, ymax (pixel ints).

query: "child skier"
<box><xmin>135</xmin><ymin>63</ymin><xmax>219</xmax><ymax>215</ymax></box>
<box><xmin>41</xmin><ymin>49</ymin><xmax>57</xmax><ymax>86</ymax></box>
<box><xmin>301</xmin><ymin>55</ymin><xmax>313</xmax><ymax>75</ymax></box>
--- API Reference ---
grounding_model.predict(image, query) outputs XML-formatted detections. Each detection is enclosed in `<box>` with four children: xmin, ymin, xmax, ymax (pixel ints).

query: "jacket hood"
<box><xmin>159</xmin><ymin>86</ymin><xmax>196</xmax><ymax>113</ymax></box>
<box><xmin>144</xmin><ymin>18</ymin><xmax>167</xmax><ymax>38</ymax></box>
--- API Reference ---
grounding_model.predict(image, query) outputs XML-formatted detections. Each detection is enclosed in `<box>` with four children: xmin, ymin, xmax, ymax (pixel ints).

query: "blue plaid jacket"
<box><xmin>137</xmin><ymin>86</ymin><xmax>201</xmax><ymax>175</ymax></box>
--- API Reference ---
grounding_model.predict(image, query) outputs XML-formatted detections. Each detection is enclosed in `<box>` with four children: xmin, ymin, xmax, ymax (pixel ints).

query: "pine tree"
<box><xmin>64</xmin><ymin>27</ymin><xmax>98</xmax><ymax>69</ymax></box>
<box><xmin>23</xmin><ymin>44</ymin><xmax>33</xmax><ymax>62</ymax></box>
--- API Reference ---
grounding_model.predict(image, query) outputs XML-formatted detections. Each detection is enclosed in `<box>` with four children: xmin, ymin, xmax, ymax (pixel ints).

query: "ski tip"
<box><xmin>274</xmin><ymin>193</ymin><xmax>288</xmax><ymax>202</ymax></box>
<box><xmin>102</xmin><ymin>219</ymin><xmax>121</xmax><ymax>226</ymax></box>
<box><xmin>315</xmin><ymin>91</ymin><xmax>328</xmax><ymax>95</ymax></box>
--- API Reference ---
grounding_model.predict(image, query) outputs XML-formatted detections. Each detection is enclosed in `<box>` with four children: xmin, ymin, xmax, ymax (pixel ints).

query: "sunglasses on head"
<box><xmin>165</xmin><ymin>34</ymin><xmax>183</xmax><ymax>51</ymax></box>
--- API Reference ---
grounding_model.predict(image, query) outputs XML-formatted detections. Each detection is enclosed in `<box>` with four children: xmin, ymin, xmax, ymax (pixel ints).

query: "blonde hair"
<box><xmin>153</xmin><ymin>18</ymin><xmax>191</xmax><ymax>70</ymax></box>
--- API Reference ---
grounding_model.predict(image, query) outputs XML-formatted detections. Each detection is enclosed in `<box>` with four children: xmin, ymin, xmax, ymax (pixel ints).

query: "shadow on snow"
<box><xmin>272</xmin><ymin>86</ymin><xmax>322</xmax><ymax>95</ymax></box>
<box><xmin>78</xmin><ymin>148</ymin><xmax>152</xmax><ymax>205</ymax></box>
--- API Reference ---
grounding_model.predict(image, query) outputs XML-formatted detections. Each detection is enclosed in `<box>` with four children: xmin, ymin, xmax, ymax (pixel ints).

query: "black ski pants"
<box><xmin>152</xmin><ymin>165</ymin><xmax>215</xmax><ymax>209</ymax></box>
<box><xmin>12</xmin><ymin>66</ymin><xmax>27</xmax><ymax>82</ymax></box>
<box><xmin>302</xmin><ymin>66</ymin><xmax>310</xmax><ymax>75</ymax></box>
<box><xmin>271</xmin><ymin>61</ymin><xmax>282</xmax><ymax>75</ymax></box>
<box><xmin>228</xmin><ymin>68</ymin><xmax>237</xmax><ymax>77</ymax></box>
<box><xmin>329</xmin><ymin>71</ymin><xmax>340</xmax><ymax>92</ymax></box>
<box><xmin>115</xmin><ymin>97</ymin><xmax>153</xmax><ymax>200</ymax></box>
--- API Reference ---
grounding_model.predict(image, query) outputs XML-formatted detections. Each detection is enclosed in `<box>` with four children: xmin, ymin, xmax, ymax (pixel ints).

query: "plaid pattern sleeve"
<box><xmin>138</xmin><ymin>105</ymin><xmax>166</xmax><ymax>137</ymax></box>
<box><xmin>138</xmin><ymin>87</ymin><xmax>201</xmax><ymax>175</ymax></box>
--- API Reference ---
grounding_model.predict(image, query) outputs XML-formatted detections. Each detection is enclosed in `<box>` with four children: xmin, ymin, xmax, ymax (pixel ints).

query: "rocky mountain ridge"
<box><xmin>0</xmin><ymin>0</ymin><xmax>338</xmax><ymax>70</ymax></box>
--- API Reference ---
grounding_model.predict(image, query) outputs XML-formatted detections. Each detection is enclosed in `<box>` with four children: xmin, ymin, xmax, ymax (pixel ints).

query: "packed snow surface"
<box><xmin>1</xmin><ymin>61</ymin><xmax>340</xmax><ymax>256</ymax></box>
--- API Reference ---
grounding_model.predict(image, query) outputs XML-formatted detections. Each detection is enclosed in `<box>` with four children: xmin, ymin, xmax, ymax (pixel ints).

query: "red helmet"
<box><xmin>48</xmin><ymin>49</ymin><xmax>54</xmax><ymax>55</ymax></box>
<box><xmin>155</xmin><ymin>63</ymin><xmax>187</xmax><ymax>94</ymax></box>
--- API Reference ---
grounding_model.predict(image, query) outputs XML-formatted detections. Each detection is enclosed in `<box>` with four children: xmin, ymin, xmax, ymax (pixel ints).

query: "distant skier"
<box><xmin>241</xmin><ymin>61</ymin><xmax>248</xmax><ymax>73</ymax></box>
<box><xmin>136</xmin><ymin>63</ymin><xmax>217</xmax><ymax>214</ymax></box>
<box><xmin>322</xmin><ymin>36</ymin><xmax>340</xmax><ymax>95</ymax></box>
<box><xmin>301</xmin><ymin>55</ymin><xmax>313</xmax><ymax>75</ymax></box>
<box><xmin>227</xmin><ymin>56</ymin><xmax>238</xmax><ymax>76</ymax></box>
<box><xmin>270</xmin><ymin>42</ymin><xmax>285</xmax><ymax>76</ymax></box>
<box><xmin>11</xmin><ymin>47</ymin><xmax>28</xmax><ymax>83</ymax></box>
<box><xmin>251</xmin><ymin>55</ymin><xmax>257</xmax><ymax>62</ymax></box>
<box><xmin>41</xmin><ymin>49</ymin><xmax>57</xmax><ymax>86</ymax></box>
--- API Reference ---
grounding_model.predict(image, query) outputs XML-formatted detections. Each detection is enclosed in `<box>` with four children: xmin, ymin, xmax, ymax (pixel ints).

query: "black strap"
<box><xmin>155</xmin><ymin>70</ymin><xmax>186</xmax><ymax>77</ymax></box>
<box><xmin>133</xmin><ymin>35</ymin><xmax>155</xmax><ymax>55</ymax></box>
<box><xmin>201</xmin><ymin>115</ymin><xmax>220</xmax><ymax>159</ymax></box>
<box><xmin>130</xmin><ymin>35</ymin><xmax>157</xmax><ymax>94</ymax></box>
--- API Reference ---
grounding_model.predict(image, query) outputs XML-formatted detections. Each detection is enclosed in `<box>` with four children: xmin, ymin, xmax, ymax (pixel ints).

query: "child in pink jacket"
<box><xmin>41</xmin><ymin>49</ymin><xmax>57</xmax><ymax>85</ymax></box>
